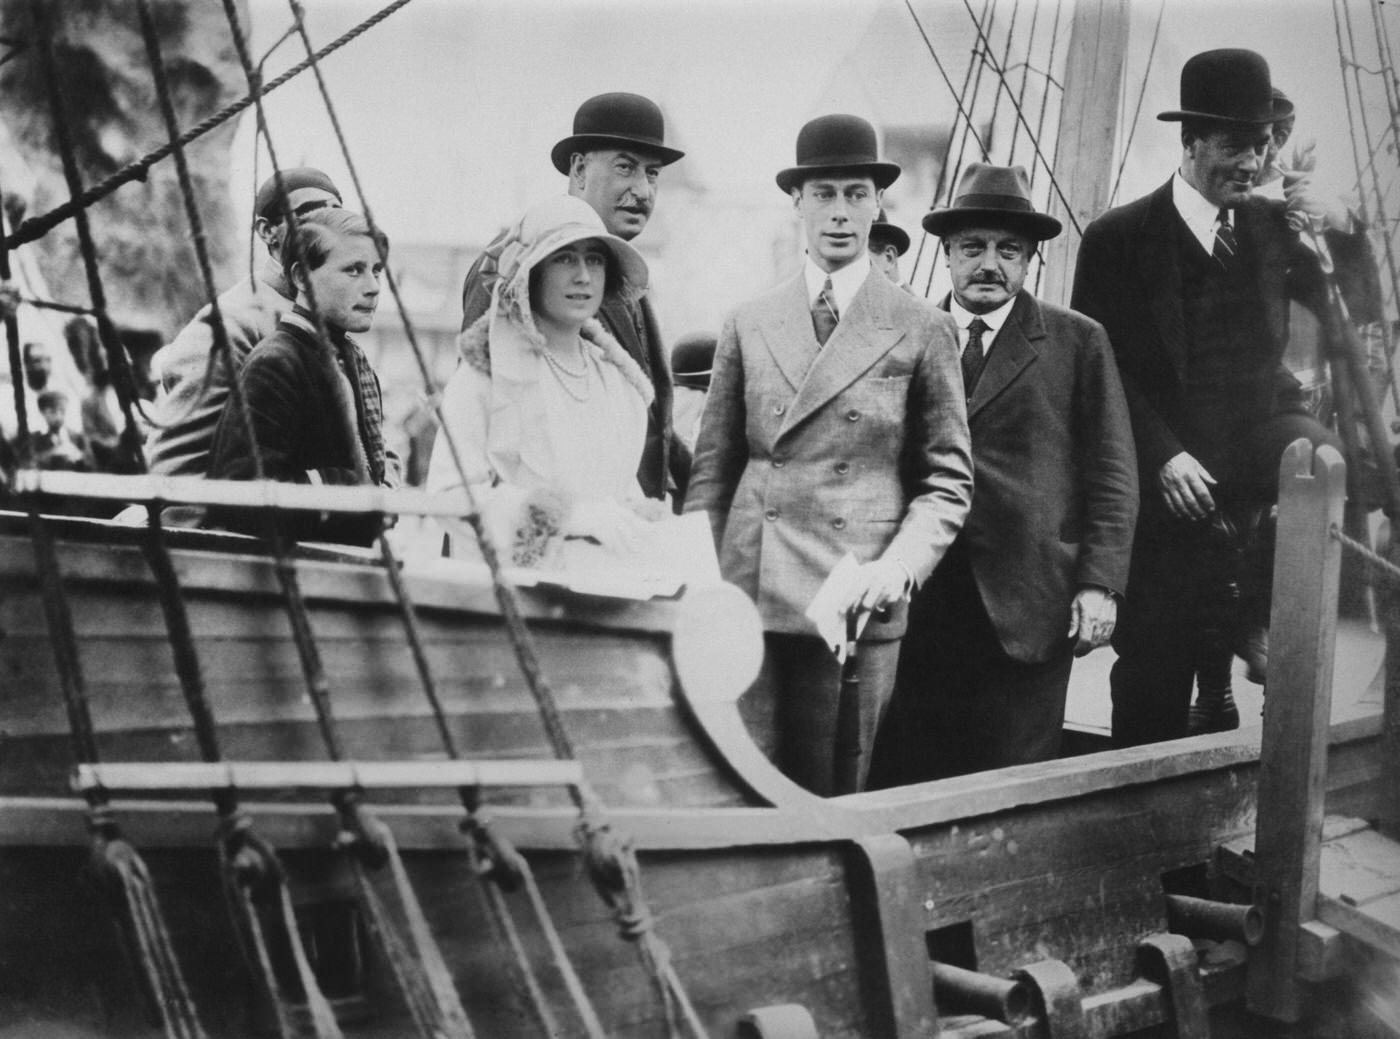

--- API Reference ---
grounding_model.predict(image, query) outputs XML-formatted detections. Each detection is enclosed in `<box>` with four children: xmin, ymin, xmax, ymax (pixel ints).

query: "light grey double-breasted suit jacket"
<box><xmin>686</xmin><ymin>266</ymin><xmax>973</xmax><ymax>639</ymax></box>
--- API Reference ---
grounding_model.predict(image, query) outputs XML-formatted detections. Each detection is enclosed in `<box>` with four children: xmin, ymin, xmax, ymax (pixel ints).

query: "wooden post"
<box><xmin>1038</xmin><ymin>0</ymin><xmax>1130</xmax><ymax>308</ymax></box>
<box><xmin>1381</xmin><ymin>535</ymin><xmax>1400</xmax><ymax>841</ymax></box>
<box><xmin>1246</xmin><ymin>440</ymin><xmax>1346</xmax><ymax>1022</ymax></box>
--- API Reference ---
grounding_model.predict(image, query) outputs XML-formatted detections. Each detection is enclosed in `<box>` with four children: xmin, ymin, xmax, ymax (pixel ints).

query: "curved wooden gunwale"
<box><xmin>0</xmin><ymin>507</ymin><xmax>1387</xmax><ymax>1038</ymax></box>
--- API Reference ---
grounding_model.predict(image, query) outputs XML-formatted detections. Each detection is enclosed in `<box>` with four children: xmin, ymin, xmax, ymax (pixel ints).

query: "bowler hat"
<box><xmin>253</xmin><ymin>167</ymin><xmax>341</xmax><ymax>222</ymax></box>
<box><xmin>671</xmin><ymin>331</ymin><xmax>716</xmax><ymax>389</ymax></box>
<box><xmin>868</xmin><ymin>209</ymin><xmax>910</xmax><ymax>256</ymax></box>
<box><xmin>550</xmin><ymin>92</ymin><xmax>685</xmax><ymax>174</ymax></box>
<box><xmin>775</xmin><ymin>114</ymin><xmax>901</xmax><ymax>194</ymax></box>
<box><xmin>1157</xmin><ymin>48</ymin><xmax>1292</xmax><ymax>125</ymax></box>
<box><xmin>921</xmin><ymin>163</ymin><xmax>1062</xmax><ymax>241</ymax></box>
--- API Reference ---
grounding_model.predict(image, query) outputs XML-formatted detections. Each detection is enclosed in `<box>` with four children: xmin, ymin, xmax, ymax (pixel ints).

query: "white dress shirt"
<box><xmin>949</xmin><ymin>294</ymin><xmax>1016</xmax><ymax>358</ymax></box>
<box><xmin>1172</xmin><ymin>171</ymin><xmax>1230</xmax><ymax>256</ymax></box>
<box><xmin>803</xmin><ymin>252</ymin><xmax>871</xmax><ymax>318</ymax></box>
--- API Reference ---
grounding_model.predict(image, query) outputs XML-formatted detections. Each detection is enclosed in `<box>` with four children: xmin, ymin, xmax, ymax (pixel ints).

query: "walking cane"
<box><xmin>832</xmin><ymin>610</ymin><xmax>862</xmax><ymax>795</ymax></box>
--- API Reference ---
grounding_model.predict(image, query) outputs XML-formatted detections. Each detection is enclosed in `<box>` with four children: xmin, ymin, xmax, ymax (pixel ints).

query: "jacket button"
<box><xmin>772</xmin><ymin>459</ymin><xmax>785</xmax><ymax>468</ymax></box>
<box><xmin>835</xmin><ymin>461</ymin><xmax>850</xmax><ymax>475</ymax></box>
<box><xmin>845</xmin><ymin>409</ymin><xmax>860</xmax><ymax>421</ymax></box>
<box><xmin>773</xmin><ymin>403</ymin><xmax>786</xmax><ymax>416</ymax></box>
<box><xmin>764</xmin><ymin>508</ymin><xmax>779</xmax><ymax>521</ymax></box>
<box><xmin>832</xmin><ymin>517</ymin><xmax>847</xmax><ymax>530</ymax></box>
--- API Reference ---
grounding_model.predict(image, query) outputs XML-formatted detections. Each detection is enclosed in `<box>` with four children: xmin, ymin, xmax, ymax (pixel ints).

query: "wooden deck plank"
<box><xmin>1318</xmin><ymin>828</ymin><xmax>1400</xmax><ymax>908</ymax></box>
<box><xmin>1316</xmin><ymin>890</ymin><xmax>1400</xmax><ymax>960</ymax></box>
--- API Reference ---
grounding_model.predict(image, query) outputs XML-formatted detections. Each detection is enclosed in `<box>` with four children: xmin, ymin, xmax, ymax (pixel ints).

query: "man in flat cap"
<box><xmin>458</xmin><ymin>92</ymin><xmax>690</xmax><ymax>505</ymax></box>
<box><xmin>1071</xmin><ymin>49</ymin><xmax>1354</xmax><ymax>746</ymax></box>
<box><xmin>874</xmin><ymin>164</ymin><xmax>1137</xmax><ymax>783</ymax></box>
<box><xmin>147</xmin><ymin>166</ymin><xmax>342</xmax><ymax>481</ymax></box>
<box><xmin>686</xmin><ymin>114</ymin><xmax>972</xmax><ymax>796</ymax></box>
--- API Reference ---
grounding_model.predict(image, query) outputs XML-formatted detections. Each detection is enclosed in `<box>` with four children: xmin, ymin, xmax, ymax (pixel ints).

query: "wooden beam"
<box><xmin>72</xmin><ymin>759</ymin><xmax>585</xmax><ymax>792</ymax></box>
<box><xmin>1039</xmin><ymin>0</ymin><xmax>1130</xmax><ymax>307</ymax></box>
<box><xmin>1246</xmin><ymin>441</ymin><xmax>1347</xmax><ymax>1022</ymax></box>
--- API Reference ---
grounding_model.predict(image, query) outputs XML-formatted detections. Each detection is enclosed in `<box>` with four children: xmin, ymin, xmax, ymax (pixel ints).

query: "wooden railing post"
<box><xmin>1245</xmin><ymin>440</ymin><xmax>1346</xmax><ymax>1022</ymax></box>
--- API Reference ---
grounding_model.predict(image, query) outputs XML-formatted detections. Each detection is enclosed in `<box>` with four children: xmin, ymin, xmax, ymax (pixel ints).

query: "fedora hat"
<box><xmin>1157</xmin><ymin>48</ymin><xmax>1292</xmax><ymax>125</ymax></box>
<box><xmin>921</xmin><ymin>163</ymin><xmax>1062</xmax><ymax>241</ymax></box>
<box><xmin>868</xmin><ymin>209</ymin><xmax>910</xmax><ymax>256</ymax></box>
<box><xmin>550</xmin><ymin>92</ymin><xmax>685</xmax><ymax>174</ymax></box>
<box><xmin>775</xmin><ymin>114</ymin><xmax>901</xmax><ymax>194</ymax></box>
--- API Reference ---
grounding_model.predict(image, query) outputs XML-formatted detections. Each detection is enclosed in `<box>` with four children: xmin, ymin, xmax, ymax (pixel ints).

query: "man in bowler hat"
<box><xmin>873</xmin><ymin>164</ymin><xmax>1138</xmax><ymax>783</ymax></box>
<box><xmin>458</xmin><ymin>92</ymin><xmax>689</xmax><ymax>505</ymax></box>
<box><xmin>1071</xmin><ymin>49</ymin><xmax>1357</xmax><ymax>746</ymax></box>
<box><xmin>867</xmin><ymin>208</ymin><xmax>911</xmax><ymax>290</ymax></box>
<box><xmin>686</xmin><ymin>114</ymin><xmax>972</xmax><ymax>796</ymax></box>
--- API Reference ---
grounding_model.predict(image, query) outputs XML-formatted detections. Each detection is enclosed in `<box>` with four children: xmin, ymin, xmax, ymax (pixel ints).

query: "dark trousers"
<box><xmin>870</xmin><ymin>549</ymin><xmax>1073</xmax><ymax>786</ymax></box>
<box><xmin>1111</xmin><ymin>413</ymin><xmax>1340</xmax><ymax>747</ymax></box>
<box><xmin>762</xmin><ymin>632</ymin><xmax>900</xmax><ymax>797</ymax></box>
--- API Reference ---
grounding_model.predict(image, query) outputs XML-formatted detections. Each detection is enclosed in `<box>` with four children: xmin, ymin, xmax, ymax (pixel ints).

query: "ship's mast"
<box><xmin>1040</xmin><ymin>0</ymin><xmax>1130</xmax><ymax>307</ymax></box>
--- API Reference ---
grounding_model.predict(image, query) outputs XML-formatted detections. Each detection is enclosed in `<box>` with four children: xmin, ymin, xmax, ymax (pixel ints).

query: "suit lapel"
<box><xmin>1136</xmin><ymin>180</ymin><xmax>1189</xmax><ymax>382</ymax></box>
<box><xmin>779</xmin><ymin>272</ymin><xmax>902</xmax><ymax>440</ymax></box>
<box><xmin>758</xmin><ymin>275</ymin><xmax>821</xmax><ymax>391</ymax></box>
<box><xmin>967</xmin><ymin>293</ymin><xmax>1039</xmax><ymax>417</ymax></box>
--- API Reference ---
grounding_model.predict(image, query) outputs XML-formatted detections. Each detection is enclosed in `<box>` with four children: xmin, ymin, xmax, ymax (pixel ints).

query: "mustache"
<box><xmin>618</xmin><ymin>198</ymin><xmax>651</xmax><ymax>214</ymax></box>
<box><xmin>968</xmin><ymin>272</ymin><xmax>1006</xmax><ymax>285</ymax></box>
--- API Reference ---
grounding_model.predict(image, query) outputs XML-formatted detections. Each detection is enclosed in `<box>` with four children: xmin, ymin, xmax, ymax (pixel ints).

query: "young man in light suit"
<box><xmin>686</xmin><ymin>114</ymin><xmax>973</xmax><ymax>796</ymax></box>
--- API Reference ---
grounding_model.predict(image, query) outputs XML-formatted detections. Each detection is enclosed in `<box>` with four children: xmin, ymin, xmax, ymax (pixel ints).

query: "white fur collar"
<box><xmin>457</xmin><ymin>311</ymin><xmax>654</xmax><ymax>405</ymax></box>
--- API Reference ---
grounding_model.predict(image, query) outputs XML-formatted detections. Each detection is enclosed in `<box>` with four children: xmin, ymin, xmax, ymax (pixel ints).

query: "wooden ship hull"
<box><xmin>0</xmin><ymin>446</ymin><xmax>1395</xmax><ymax>1039</ymax></box>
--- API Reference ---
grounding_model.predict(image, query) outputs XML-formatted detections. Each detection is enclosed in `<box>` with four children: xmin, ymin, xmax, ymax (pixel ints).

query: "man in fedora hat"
<box><xmin>1071</xmin><ymin>48</ymin><xmax>1354</xmax><ymax>747</ymax></box>
<box><xmin>872</xmin><ymin>163</ymin><xmax>1137</xmax><ymax>783</ymax></box>
<box><xmin>686</xmin><ymin>114</ymin><xmax>972</xmax><ymax>796</ymax></box>
<box><xmin>867</xmin><ymin>208</ymin><xmax>911</xmax><ymax>290</ymax></box>
<box><xmin>457</xmin><ymin>92</ymin><xmax>689</xmax><ymax>506</ymax></box>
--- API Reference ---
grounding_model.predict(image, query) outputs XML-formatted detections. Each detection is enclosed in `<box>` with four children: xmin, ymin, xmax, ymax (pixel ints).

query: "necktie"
<box><xmin>1212</xmin><ymin>208</ymin><xmax>1238</xmax><ymax>269</ymax></box>
<box><xmin>961</xmin><ymin>317</ymin><xmax>988</xmax><ymax>396</ymax></box>
<box><xmin>812</xmin><ymin>277</ymin><xmax>839</xmax><ymax>346</ymax></box>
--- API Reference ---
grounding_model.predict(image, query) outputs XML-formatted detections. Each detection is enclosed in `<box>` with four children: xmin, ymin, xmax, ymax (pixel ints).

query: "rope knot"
<box><xmin>332</xmin><ymin>789</ymin><xmax>390</xmax><ymax>869</ymax></box>
<box><xmin>460</xmin><ymin>812</ymin><xmax>525</xmax><ymax>892</ymax></box>
<box><xmin>216</xmin><ymin>810</ymin><xmax>283</xmax><ymax>897</ymax></box>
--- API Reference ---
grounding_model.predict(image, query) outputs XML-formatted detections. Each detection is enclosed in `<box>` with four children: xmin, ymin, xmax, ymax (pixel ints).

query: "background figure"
<box><xmin>17</xmin><ymin>389</ymin><xmax>90</xmax><ymax>471</ymax></box>
<box><xmin>428</xmin><ymin>195</ymin><xmax>660</xmax><ymax>569</ymax></box>
<box><xmin>873</xmin><ymin>165</ymin><xmax>1137</xmax><ymax>784</ymax></box>
<box><xmin>1070</xmin><ymin>49</ymin><xmax>1366</xmax><ymax>747</ymax></box>
<box><xmin>867</xmin><ymin>208</ymin><xmax>911</xmax><ymax>291</ymax></box>
<box><xmin>670</xmin><ymin>330</ymin><xmax>715</xmax><ymax>456</ymax></box>
<box><xmin>207</xmin><ymin>207</ymin><xmax>400</xmax><ymax>547</ymax></box>
<box><xmin>147</xmin><ymin>167</ymin><xmax>342</xmax><ymax>482</ymax></box>
<box><xmin>686</xmin><ymin>114</ymin><xmax>972</xmax><ymax>796</ymax></box>
<box><xmin>458</xmin><ymin>93</ymin><xmax>689</xmax><ymax>506</ymax></box>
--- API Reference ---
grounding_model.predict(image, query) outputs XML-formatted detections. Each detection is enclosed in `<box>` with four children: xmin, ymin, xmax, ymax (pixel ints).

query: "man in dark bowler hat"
<box><xmin>458</xmin><ymin>92</ymin><xmax>689</xmax><ymax>505</ymax></box>
<box><xmin>873</xmin><ymin>164</ymin><xmax>1138</xmax><ymax>783</ymax></box>
<box><xmin>670</xmin><ymin>330</ymin><xmax>715</xmax><ymax>454</ymax></box>
<box><xmin>686</xmin><ymin>114</ymin><xmax>972</xmax><ymax>796</ymax></box>
<box><xmin>867</xmin><ymin>208</ymin><xmax>911</xmax><ymax>289</ymax></box>
<box><xmin>1071</xmin><ymin>49</ymin><xmax>1356</xmax><ymax>747</ymax></box>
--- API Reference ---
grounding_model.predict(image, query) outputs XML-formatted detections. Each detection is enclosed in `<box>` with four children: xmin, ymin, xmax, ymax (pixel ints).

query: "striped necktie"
<box><xmin>812</xmin><ymin>276</ymin><xmax>839</xmax><ymax>346</ymax></box>
<box><xmin>1212</xmin><ymin>208</ymin><xmax>1238</xmax><ymax>269</ymax></box>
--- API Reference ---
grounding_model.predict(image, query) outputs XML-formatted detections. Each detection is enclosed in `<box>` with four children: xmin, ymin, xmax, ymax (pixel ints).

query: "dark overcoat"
<box><xmin>943</xmin><ymin>291</ymin><xmax>1139</xmax><ymax>663</ymax></box>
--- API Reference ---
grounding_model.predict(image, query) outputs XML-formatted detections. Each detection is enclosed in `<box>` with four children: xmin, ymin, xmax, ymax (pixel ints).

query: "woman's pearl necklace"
<box><xmin>542</xmin><ymin>342</ymin><xmax>590</xmax><ymax>401</ymax></box>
